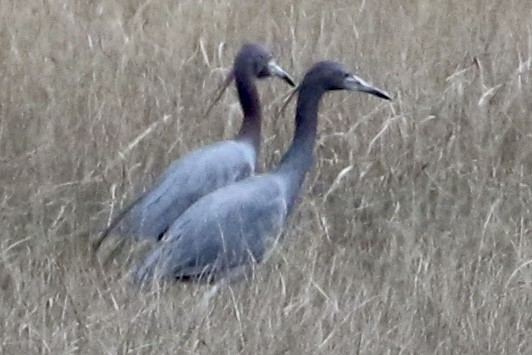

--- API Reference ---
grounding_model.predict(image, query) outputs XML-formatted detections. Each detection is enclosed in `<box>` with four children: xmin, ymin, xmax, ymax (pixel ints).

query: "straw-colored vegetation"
<box><xmin>1</xmin><ymin>0</ymin><xmax>531</xmax><ymax>353</ymax></box>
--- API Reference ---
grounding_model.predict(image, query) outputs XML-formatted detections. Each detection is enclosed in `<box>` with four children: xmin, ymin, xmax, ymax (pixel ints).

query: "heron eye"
<box><xmin>344</xmin><ymin>72</ymin><xmax>351</xmax><ymax>78</ymax></box>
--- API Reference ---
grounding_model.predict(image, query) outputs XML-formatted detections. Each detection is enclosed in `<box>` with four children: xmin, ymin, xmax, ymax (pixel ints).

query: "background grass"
<box><xmin>1</xmin><ymin>0</ymin><xmax>531</xmax><ymax>353</ymax></box>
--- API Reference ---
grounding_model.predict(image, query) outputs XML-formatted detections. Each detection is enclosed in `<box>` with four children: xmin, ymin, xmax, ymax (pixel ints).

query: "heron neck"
<box><xmin>235</xmin><ymin>67</ymin><xmax>262</xmax><ymax>154</ymax></box>
<box><xmin>276</xmin><ymin>83</ymin><xmax>325</xmax><ymax>210</ymax></box>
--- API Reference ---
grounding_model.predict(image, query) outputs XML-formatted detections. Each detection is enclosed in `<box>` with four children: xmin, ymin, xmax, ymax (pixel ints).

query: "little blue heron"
<box><xmin>133</xmin><ymin>60</ymin><xmax>391</xmax><ymax>285</ymax></box>
<box><xmin>94</xmin><ymin>43</ymin><xmax>295</xmax><ymax>252</ymax></box>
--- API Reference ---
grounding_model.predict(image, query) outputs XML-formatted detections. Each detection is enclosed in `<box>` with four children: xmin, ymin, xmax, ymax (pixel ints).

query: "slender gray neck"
<box><xmin>235</xmin><ymin>66</ymin><xmax>262</xmax><ymax>154</ymax></box>
<box><xmin>276</xmin><ymin>83</ymin><xmax>325</xmax><ymax>211</ymax></box>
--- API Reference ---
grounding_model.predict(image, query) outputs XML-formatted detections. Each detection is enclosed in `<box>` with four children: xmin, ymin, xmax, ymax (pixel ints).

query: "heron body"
<box><xmin>117</xmin><ymin>140</ymin><xmax>255</xmax><ymax>239</ymax></box>
<box><xmin>133</xmin><ymin>60</ymin><xmax>391</xmax><ymax>284</ymax></box>
<box><xmin>136</xmin><ymin>175</ymin><xmax>288</xmax><ymax>282</ymax></box>
<box><xmin>95</xmin><ymin>44</ymin><xmax>294</xmax><ymax>248</ymax></box>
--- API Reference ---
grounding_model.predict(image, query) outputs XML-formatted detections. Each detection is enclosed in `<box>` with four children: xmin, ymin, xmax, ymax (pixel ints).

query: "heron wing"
<box><xmin>133</xmin><ymin>175</ymin><xmax>288</xmax><ymax>283</ymax></box>
<box><xmin>102</xmin><ymin>140</ymin><xmax>255</xmax><ymax>242</ymax></box>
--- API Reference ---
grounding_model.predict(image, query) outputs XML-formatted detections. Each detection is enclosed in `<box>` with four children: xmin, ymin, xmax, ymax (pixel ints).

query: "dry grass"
<box><xmin>1</xmin><ymin>0</ymin><xmax>532</xmax><ymax>354</ymax></box>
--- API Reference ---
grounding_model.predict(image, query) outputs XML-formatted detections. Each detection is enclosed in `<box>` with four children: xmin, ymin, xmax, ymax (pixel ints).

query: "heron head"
<box><xmin>303</xmin><ymin>60</ymin><xmax>391</xmax><ymax>100</ymax></box>
<box><xmin>236</xmin><ymin>43</ymin><xmax>295</xmax><ymax>87</ymax></box>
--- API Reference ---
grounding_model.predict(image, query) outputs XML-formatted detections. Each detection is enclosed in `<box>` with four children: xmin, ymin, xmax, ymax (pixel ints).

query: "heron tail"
<box><xmin>93</xmin><ymin>192</ymin><xmax>146</xmax><ymax>253</ymax></box>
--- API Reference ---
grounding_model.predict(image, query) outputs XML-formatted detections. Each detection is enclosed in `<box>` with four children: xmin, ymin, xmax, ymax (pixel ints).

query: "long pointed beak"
<box><xmin>344</xmin><ymin>74</ymin><xmax>391</xmax><ymax>100</ymax></box>
<box><xmin>268</xmin><ymin>60</ymin><xmax>296</xmax><ymax>87</ymax></box>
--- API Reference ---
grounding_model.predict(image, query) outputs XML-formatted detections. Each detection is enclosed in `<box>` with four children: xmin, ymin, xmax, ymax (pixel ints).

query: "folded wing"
<box><xmin>133</xmin><ymin>175</ymin><xmax>288</xmax><ymax>283</ymax></box>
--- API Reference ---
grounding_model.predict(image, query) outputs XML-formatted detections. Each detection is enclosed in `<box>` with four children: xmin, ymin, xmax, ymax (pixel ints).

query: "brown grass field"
<box><xmin>1</xmin><ymin>0</ymin><xmax>531</xmax><ymax>353</ymax></box>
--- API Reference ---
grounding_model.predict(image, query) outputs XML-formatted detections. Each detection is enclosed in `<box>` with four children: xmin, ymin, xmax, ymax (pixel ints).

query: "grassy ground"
<box><xmin>1</xmin><ymin>0</ymin><xmax>531</xmax><ymax>353</ymax></box>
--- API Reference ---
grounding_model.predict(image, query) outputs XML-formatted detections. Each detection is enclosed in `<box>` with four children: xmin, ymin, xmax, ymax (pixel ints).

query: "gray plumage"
<box><xmin>116</xmin><ymin>140</ymin><xmax>255</xmax><ymax>239</ymax></box>
<box><xmin>95</xmin><ymin>43</ymin><xmax>294</xmax><ymax>250</ymax></box>
<box><xmin>133</xmin><ymin>60</ymin><xmax>391</xmax><ymax>284</ymax></box>
<box><xmin>135</xmin><ymin>175</ymin><xmax>288</xmax><ymax>283</ymax></box>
